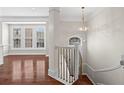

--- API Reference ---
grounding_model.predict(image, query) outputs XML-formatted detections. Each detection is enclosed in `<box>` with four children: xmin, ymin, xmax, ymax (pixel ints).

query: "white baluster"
<box><xmin>55</xmin><ymin>46</ymin><xmax>79</xmax><ymax>84</ymax></box>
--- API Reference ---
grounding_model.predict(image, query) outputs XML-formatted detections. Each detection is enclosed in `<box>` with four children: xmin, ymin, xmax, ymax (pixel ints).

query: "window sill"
<box><xmin>10</xmin><ymin>48</ymin><xmax>46</xmax><ymax>50</ymax></box>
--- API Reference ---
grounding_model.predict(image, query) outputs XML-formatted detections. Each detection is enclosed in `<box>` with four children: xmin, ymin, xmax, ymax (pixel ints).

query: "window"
<box><xmin>13</xmin><ymin>28</ymin><xmax>21</xmax><ymax>48</ymax></box>
<box><xmin>36</xmin><ymin>26</ymin><xmax>44</xmax><ymax>48</ymax></box>
<box><xmin>69</xmin><ymin>37</ymin><xmax>81</xmax><ymax>45</ymax></box>
<box><xmin>10</xmin><ymin>23</ymin><xmax>46</xmax><ymax>49</ymax></box>
<box><xmin>25</xmin><ymin>28</ymin><xmax>33</xmax><ymax>48</ymax></box>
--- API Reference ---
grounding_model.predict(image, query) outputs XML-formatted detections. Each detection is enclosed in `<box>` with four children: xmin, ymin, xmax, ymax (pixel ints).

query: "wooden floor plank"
<box><xmin>0</xmin><ymin>55</ymin><xmax>93</xmax><ymax>85</ymax></box>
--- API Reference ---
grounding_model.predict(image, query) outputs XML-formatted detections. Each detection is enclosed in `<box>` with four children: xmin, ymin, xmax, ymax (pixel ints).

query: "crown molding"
<box><xmin>0</xmin><ymin>16</ymin><xmax>48</xmax><ymax>18</ymax></box>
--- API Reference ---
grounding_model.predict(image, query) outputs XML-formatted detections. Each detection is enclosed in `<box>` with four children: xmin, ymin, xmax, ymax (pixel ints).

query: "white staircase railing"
<box><xmin>0</xmin><ymin>45</ymin><xmax>9</xmax><ymax>65</ymax></box>
<box><xmin>55</xmin><ymin>46</ymin><xmax>79</xmax><ymax>84</ymax></box>
<box><xmin>0</xmin><ymin>45</ymin><xmax>3</xmax><ymax>64</ymax></box>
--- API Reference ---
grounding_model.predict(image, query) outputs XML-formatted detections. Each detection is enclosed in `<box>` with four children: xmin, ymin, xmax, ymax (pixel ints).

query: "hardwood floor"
<box><xmin>0</xmin><ymin>55</ymin><xmax>93</xmax><ymax>85</ymax></box>
<box><xmin>73</xmin><ymin>75</ymin><xmax>93</xmax><ymax>85</ymax></box>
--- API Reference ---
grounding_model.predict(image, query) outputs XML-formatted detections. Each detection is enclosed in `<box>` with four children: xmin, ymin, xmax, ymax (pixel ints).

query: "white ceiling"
<box><xmin>0</xmin><ymin>7</ymin><xmax>97</xmax><ymax>21</ymax></box>
<box><xmin>0</xmin><ymin>7</ymin><xmax>49</xmax><ymax>16</ymax></box>
<box><xmin>60</xmin><ymin>7</ymin><xmax>98</xmax><ymax>21</ymax></box>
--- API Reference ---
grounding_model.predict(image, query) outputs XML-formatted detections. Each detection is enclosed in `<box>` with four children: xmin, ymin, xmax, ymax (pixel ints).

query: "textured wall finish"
<box><xmin>86</xmin><ymin>7</ymin><xmax>124</xmax><ymax>84</ymax></box>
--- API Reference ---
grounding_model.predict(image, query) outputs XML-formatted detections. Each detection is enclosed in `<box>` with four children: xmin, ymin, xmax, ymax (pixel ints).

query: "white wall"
<box><xmin>86</xmin><ymin>7</ymin><xmax>124</xmax><ymax>84</ymax></box>
<box><xmin>57</xmin><ymin>21</ymin><xmax>83</xmax><ymax>46</ymax></box>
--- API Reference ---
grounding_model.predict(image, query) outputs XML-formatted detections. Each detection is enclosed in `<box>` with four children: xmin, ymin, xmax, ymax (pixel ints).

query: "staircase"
<box><xmin>55</xmin><ymin>46</ymin><xmax>79</xmax><ymax>85</ymax></box>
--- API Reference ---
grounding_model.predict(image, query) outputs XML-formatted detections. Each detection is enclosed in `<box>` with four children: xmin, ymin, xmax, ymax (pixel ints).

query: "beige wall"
<box><xmin>86</xmin><ymin>7</ymin><xmax>124</xmax><ymax>84</ymax></box>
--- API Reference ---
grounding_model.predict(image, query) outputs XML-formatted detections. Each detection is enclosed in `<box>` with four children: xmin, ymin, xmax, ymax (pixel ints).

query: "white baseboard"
<box><xmin>82</xmin><ymin>73</ymin><xmax>96</xmax><ymax>85</ymax></box>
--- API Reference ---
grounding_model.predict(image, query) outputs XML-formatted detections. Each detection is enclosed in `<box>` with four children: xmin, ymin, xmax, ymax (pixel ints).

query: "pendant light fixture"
<box><xmin>79</xmin><ymin>7</ymin><xmax>88</xmax><ymax>31</ymax></box>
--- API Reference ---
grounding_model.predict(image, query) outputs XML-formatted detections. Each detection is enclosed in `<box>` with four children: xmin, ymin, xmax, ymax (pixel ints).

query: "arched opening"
<box><xmin>69</xmin><ymin>37</ymin><xmax>81</xmax><ymax>45</ymax></box>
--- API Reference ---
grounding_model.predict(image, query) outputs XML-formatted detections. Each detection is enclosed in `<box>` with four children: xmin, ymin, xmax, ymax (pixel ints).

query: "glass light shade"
<box><xmin>79</xmin><ymin>26</ymin><xmax>88</xmax><ymax>31</ymax></box>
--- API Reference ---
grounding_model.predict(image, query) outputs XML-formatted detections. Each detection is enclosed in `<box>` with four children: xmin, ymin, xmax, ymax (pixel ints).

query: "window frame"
<box><xmin>13</xmin><ymin>27</ymin><xmax>22</xmax><ymax>48</ymax></box>
<box><xmin>7</xmin><ymin>22</ymin><xmax>47</xmax><ymax>50</ymax></box>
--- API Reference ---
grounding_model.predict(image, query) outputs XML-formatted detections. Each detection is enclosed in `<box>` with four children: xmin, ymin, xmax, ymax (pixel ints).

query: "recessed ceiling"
<box><xmin>0</xmin><ymin>7</ymin><xmax>98</xmax><ymax>21</ymax></box>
